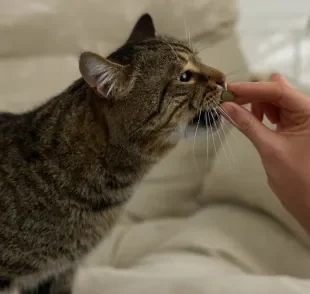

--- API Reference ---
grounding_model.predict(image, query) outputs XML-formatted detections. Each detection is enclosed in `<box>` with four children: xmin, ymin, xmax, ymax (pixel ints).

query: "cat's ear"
<box><xmin>126</xmin><ymin>13</ymin><xmax>157</xmax><ymax>43</ymax></box>
<box><xmin>79</xmin><ymin>52</ymin><xmax>131</xmax><ymax>99</ymax></box>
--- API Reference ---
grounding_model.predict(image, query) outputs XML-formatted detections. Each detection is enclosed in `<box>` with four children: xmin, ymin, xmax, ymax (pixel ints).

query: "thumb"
<box><xmin>222</xmin><ymin>102</ymin><xmax>276</xmax><ymax>153</ymax></box>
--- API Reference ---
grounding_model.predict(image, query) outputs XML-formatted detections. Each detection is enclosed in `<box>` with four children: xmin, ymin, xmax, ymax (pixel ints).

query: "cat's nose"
<box><xmin>215</xmin><ymin>74</ymin><xmax>226</xmax><ymax>88</ymax></box>
<box><xmin>201</xmin><ymin>64</ymin><xmax>226</xmax><ymax>89</ymax></box>
<box><xmin>212</xmin><ymin>70</ymin><xmax>226</xmax><ymax>89</ymax></box>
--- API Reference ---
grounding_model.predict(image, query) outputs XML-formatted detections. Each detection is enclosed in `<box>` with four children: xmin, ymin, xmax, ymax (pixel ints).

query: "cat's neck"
<box><xmin>24</xmin><ymin>78</ymin><xmax>152</xmax><ymax>209</ymax></box>
<box><xmin>61</xmin><ymin>78</ymin><xmax>152</xmax><ymax>167</ymax></box>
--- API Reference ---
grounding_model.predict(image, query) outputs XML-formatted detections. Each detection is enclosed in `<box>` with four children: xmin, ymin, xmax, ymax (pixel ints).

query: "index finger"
<box><xmin>228</xmin><ymin>81</ymin><xmax>309</xmax><ymax>111</ymax></box>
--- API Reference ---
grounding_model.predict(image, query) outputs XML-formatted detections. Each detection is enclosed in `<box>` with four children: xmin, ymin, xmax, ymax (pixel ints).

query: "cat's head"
<box><xmin>79</xmin><ymin>14</ymin><xmax>226</xmax><ymax>158</ymax></box>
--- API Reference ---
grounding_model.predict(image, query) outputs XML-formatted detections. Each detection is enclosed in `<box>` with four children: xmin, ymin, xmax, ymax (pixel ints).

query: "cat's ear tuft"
<box><xmin>126</xmin><ymin>13</ymin><xmax>156</xmax><ymax>43</ymax></box>
<box><xmin>79</xmin><ymin>52</ymin><xmax>129</xmax><ymax>99</ymax></box>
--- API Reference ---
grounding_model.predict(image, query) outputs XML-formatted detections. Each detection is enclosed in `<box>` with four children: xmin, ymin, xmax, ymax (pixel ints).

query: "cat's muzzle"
<box><xmin>191</xmin><ymin>109</ymin><xmax>221</xmax><ymax>129</ymax></box>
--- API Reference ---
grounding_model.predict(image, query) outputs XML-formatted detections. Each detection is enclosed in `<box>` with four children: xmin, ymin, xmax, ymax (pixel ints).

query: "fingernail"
<box><xmin>221</xmin><ymin>90</ymin><xmax>235</xmax><ymax>102</ymax></box>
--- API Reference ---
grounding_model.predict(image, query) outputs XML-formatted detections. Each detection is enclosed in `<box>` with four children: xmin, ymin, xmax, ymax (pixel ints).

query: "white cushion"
<box><xmin>0</xmin><ymin>0</ymin><xmax>237</xmax><ymax>57</ymax></box>
<box><xmin>75</xmin><ymin>120</ymin><xmax>310</xmax><ymax>293</ymax></box>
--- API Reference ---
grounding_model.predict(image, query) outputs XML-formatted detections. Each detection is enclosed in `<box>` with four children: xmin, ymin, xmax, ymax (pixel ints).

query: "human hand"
<box><xmin>222</xmin><ymin>73</ymin><xmax>310</xmax><ymax>233</ymax></box>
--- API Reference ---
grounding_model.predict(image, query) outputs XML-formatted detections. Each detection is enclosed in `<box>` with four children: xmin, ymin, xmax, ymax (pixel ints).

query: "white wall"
<box><xmin>236</xmin><ymin>0</ymin><xmax>310</xmax><ymax>87</ymax></box>
<box><xmin>238</xmin><ymin>0</ymin><xmax>310</xmax><ymax>19</ymax></box>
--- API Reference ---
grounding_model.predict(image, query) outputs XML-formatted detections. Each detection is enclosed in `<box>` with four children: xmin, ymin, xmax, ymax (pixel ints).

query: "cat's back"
<box><xmin>0</xmin><ymin>95</ymin><xmax>119</xmax><ymax>282</ymax></box>
<box><xmin>0</xmin><ymin>112</ymin><xmax>24</xmax><ymax>139</ymax></box>
<box><xmin>0</xmin><ymin>111</ymin><xmax>17</xmax><ymax>125</ymax></box>
<box><xmin>0</xmin><ymin>109</ymin><xmax>39</xmax><ymax>164</ymax></box>
<box><xmin>0</xmin><ymin>110</ymin><xmax>39</xmax><ymax>215</ymax></box>
<box><xmin>0</xmin><ymin>109</ymin><xmax>36</xmax><ymax>137</ymax></box>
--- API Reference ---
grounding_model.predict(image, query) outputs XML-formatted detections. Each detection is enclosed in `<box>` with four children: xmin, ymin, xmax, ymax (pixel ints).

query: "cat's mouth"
<box><xmin>190</xmin><ymin>109</ymin><xmax>221</xmax><ymax>129</ymax></box>
<box><xmin>183</xmin><ymin>109</ymin><xmax>221</xmax><ymax>138</ymax></box>
<box><xmin>189</xmin><ymin>90</ymin><xmax>224</xmax><ymax>129</ymax></box>
<box><xmin>188</xmin><ymin>83</ymin><xmax>226</xmax><ymax>130</ymax></box>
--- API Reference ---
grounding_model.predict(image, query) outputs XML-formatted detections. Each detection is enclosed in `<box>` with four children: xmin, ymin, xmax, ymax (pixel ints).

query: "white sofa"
<box><xmin>1</xmin><ymin>1</ymin><xmax>310</xmax><ymax>293</ymax></box>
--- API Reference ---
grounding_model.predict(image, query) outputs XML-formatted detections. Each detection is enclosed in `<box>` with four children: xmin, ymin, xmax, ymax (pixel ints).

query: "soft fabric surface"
<box><xmin>2</xmin><ymin>1</ymin><xmax>310</xmax><ymax>293</ymax></box>
<box><xmin>0</xmin><ymin>0</ymin><xmax>237</xmax><ymax>57</ymax></box>
<box><xmin>0</xmin><ymin>0</ymin><xmax>241</xmax><ymax>113</ymax></box>
<box><xmin>72</xmin><ymin>118</ymin><xmax>310</xmax><ymax>294</ymax></box>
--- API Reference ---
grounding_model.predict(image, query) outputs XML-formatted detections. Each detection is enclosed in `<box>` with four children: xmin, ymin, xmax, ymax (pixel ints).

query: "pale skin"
<box><xmin>222</xmin><ymin>73</ymin><xmax>310</xmax><ymax>234</ymax></box>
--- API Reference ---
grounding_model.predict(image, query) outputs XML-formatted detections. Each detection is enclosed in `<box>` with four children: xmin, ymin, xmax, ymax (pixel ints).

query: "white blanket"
<box><xmin>2</xmin><ymin>1</ymin><xmax>310</xmax><ymax>292</ymax></box>
<box><xmin>0</xmin><ymin>0</ymin><xmax>237</xmax><ymax>57</ymax></box>
<box><xmin>72</xmin><ymin>119</ymin><xmax>310</xmax><ymax>293</ymax></box>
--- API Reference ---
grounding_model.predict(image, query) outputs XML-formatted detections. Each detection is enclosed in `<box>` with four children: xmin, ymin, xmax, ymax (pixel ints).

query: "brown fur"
<box><xmin>0</xmin><ymin>14</ymin><xmax>226</xmax><ymax>293</ymax></box>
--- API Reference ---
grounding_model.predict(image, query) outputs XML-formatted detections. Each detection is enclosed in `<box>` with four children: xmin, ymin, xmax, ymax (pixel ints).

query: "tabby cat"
<box><xmin>0</xmin><ymin>13</ymin><xmax>225</xmax><ymax>293</ymax></box>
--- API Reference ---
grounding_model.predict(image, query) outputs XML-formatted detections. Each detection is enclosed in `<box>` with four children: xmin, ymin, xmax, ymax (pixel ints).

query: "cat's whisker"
<box><xmin>204</xmin><ymin>111</ymin><xmax>209</xmax><ymax>165</ymax></box>
<box><xmin>193</xmin><ymin>108</ymin><xmax>202</xmax><ymax>172</ymax></box>
<box><xmin>210</xmin><ymin>105</ymin><xmax>229</xmax><ymax>166</ymax></box>
<box><xmin>210</xmin><ymin>102</ymin><xmax>230</xmax><ymax>160</ymax></box>
<box><xmin>183</xmin><ymin>124</ymin><xmax>188</xmax><ymax>139</ymax></box>
<box><xmin>217</xmin><ymin>104</ymin><xmax>240</xmax><ymax>129</ymax></box>
<box><xmin>160</xmin><ymin>35</ymin><xmax>179</xmax><ymax>61</ymax></box>
<box><xmin>219</xmin><ymin>115</ymin><xmax>236</xmax><ymax>164</ymax></box>
<box><xmin>183</xmin><ymin>17</ymin><xmax>196</xmax><ymax>51</ymax></box>
<box><xmin>196</xmin><ymin>41</ymin><xmax>218</xmax><ymax>54</ymax></box>
<box><xmin>207</xmin><ymin>99</ymin><xmax>236</xmax><ymax>164</ymax></box>
<box><xmin>218</xmin><ymin>107</ymin><xmax>238</xmax><ymax>128</ymax></box>
<box><xmin>183</xmin><ymin>18</ymin><xmax>190</xmax><ymax>46</ymax></box>
<box><xmin>192</xmin><ymin>39</ymin><xmax>202</xmax><ymax>54</ymax></box>
<box><xmin>210</xmin><ymin>100</ymin><xmax>237</xmax><ymax>139</ymax></box>
<box><xmin>219</xmin><ymin>113</ymin><xmax>236</xmax><ymax>139</ymax></box>
<box><xmin>187</xmin><ymin>24</ymin><xmax>193</xmax><ymax>50</ymax></box>
<box><xmin>210</xmin><ymin>103</ymin><xmax>236</xmax><ymax>164</ymax></box>
<box><xmin>213</xmin><ymin>98</ymin><xmax>240</xmax><ymax>129</ymax></box>
<box><xmin>206</xmin><ymin>108</ymin><xmax>219</xmax><ymax>164</ymax></box>
<box><xmin>224</xmin><ymin>65</ymin><xmax>250</xmax><ymax>79</ymax></box>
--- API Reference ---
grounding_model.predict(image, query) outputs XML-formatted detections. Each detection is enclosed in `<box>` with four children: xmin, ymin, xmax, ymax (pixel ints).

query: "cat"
<box><xmin>0</xmin><ymin>13</ymin><xmax>226</xmax><ymax>293</ymax></box>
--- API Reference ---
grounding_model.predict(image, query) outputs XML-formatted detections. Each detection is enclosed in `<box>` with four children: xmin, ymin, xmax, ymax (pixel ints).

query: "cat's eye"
<box><xmin>177</xmin><ymin>70</ymin><xmax>193</xmax><ymax>82</ymax></box>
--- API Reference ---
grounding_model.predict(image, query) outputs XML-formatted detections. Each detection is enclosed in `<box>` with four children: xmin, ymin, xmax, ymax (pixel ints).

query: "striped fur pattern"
<box><xmin>0</xmin><ymin>13</ymin><xmax>226</xmax><ymax>293</ymax></box>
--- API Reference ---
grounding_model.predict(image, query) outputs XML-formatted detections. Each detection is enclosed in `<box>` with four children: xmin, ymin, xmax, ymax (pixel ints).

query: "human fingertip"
<box><xmin>226</xmin><ymin>82</ymin><xmax>242</xmax><ymax>96</ymax></box>
<box><xmin>270</xmin><ymin>72</ymin><xmax>288</xmax><ymax>84</ymax></box>
<box><xmin>227</xmin><ymin>82</ymin><xmax>242</xmax><ymax>88</ymax></box>
<box><xmin>270</xmin><ymin>72</ymin><xmax>294</xmax><ymax>90</ymax></box>
<box><xmin>222</xmin><ymin>102</ymin><xmax>274</xmax><ymax>151</ymax></box>
<box><xmin>270</xmin><ymin>72</ymin><xmax>282</xmax><ymax>80</ymax></box>
<box><xmin>221</xmin><ymin>102</ymin><xmax>236</xmax><ymax>118</ymax></box>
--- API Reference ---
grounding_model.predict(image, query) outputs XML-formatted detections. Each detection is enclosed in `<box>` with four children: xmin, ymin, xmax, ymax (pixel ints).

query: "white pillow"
<box><xmin>0</xmin><ymin>0</ymin><xmax>237</xmax><ymax>56</ymax></box>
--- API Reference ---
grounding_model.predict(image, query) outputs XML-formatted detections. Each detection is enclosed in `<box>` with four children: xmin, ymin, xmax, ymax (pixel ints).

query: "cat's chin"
<box><xmin>175</xmin><ymin>110</ymin><xmax>221</xmax><ymax>139</ymax></box>
<box><xmin>190</xmin><ymin>109</ymin><xmax>221</xmax><ymax>128</ymax></box>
